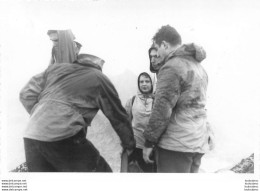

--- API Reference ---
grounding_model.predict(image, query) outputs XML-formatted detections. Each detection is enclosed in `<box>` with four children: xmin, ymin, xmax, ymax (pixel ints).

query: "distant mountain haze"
<box><xmin>108</xmin><ymin>69</ymin><xmax>138</xmax><ymax>105</ymax></box>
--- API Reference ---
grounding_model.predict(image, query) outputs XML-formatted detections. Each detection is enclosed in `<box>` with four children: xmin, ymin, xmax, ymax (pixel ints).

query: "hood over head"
<box><xmin>168</xmin><ymin>43</ymin><xmax>206</xmax><ymax>63</ymax></box>
<box><xmin>48</xmin><ymin>29</ymin><xmax>77</xmax><ymax>64</ymax></box>
<box><xmin>148</xmin><ymin>46</ymin><xmax>158</xmax><ymax>73</ymax></box>
<box><xmin>75</xmin><ymin>53</ymin><xmax>105</xmax><ymax>71</ymax></box>
<box><xmin>137</xmin><ymin>72</ymin><xmax>153</xmax><ymax>95</ymax></box>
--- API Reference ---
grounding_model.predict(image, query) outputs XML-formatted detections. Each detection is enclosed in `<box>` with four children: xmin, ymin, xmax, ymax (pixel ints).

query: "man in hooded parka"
<box><xmin>149</xmin><ymin>45</ymin><xmax>162</xmax><ymax>76</ymax></box>
<box><xmin>143</xmin><ymin>25</ymin><xmax>212</xmax><ymax>173</ymax></box>
<box><xmin>47</xmin><ymin>29</ymin><xmax>81</xmax><ymax>65</ymax></box>
<box><xmin>20</xmin><ymin>53</ymin><xmax>135</xmax><ymax>172</ymax></box>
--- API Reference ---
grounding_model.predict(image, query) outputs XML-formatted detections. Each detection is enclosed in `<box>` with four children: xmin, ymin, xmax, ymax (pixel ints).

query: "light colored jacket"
<box><xmin>125</xmin><ymin>72</ymin><xmax>154</xmax><ymax>149</ymax></box>
<box><xmin>144</xmin><ymin>43</ymin><xmax>210</xmax><ymax>153</ymax></box>
<box><xmin>20</xmin><ymin>54</ymin><xmax>135</xmax><ymax>150</ymax></box>
<box><xmin>125</xmin><ymin>93</ymin><xmax>153</xmax><ymax>149</ymax></box>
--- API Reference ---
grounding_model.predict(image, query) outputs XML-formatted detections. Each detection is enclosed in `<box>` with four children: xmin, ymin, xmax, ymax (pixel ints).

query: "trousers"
<box><xmin>156</xmin><ymin>147</ymin><xmax>204</xmax><ymax>173</ymax></box>
<box><xmin>24</xmin><ymin>129</ymin><xmax>112</xmax><ymax>172</ymax></box>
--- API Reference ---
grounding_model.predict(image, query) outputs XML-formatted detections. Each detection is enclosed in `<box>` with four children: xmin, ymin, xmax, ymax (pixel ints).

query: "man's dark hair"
<box><xmin>152</xmin><ymin>25</ymin><xmax>182</xmax><ymax>46</ymax></box>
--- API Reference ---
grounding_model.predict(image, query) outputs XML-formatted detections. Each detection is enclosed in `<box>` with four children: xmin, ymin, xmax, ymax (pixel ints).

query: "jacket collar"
<box><xmin>164</xmin><ymin>43</ymin><xmax>206</xmax><ymax>64</ymax></box>
<box><xmin>74</xmin><ymin>54</ymin><xmax>104</xmax><ymax>71</ymax></box>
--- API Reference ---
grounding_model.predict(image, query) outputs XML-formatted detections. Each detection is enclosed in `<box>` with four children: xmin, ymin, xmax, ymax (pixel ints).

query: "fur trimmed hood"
<box><xmin>166</xmin><ymin>43</ymin><xmax>206</xmax><ymax>63</ymax></box>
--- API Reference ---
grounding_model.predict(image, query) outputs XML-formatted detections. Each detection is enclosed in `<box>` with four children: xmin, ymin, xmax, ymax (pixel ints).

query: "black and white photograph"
<box><xmin>0</xmin><ymin>0</ymin><xmax>260</xmax><ymax>190</ymax></box>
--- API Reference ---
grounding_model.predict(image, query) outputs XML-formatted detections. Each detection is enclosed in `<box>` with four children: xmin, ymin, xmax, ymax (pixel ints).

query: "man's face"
<box><xmin>74</xmin><ymin>42</ymin><xmax>81</xmax><ymax>56</ymax></box>
<box><xmin>49</xmin><ymin>32</ymin><xmax>59</xmax><ymax>47</ymax></box>
<box><xmin>50</xmin><ymin>33</ymin><xmax>59</xmax><ymax>63</ymax></box>
<box><xmin>154</xmin><ymin>42</ymin><xmax>168</xmax><ymax>64</ymax></box>
<box><xmin>150</xmin><ymin>49</ymin><xmax>160</xmax><ymax>70</ymax></box>
<box><xmin>139</xmin><ymin>75</ymin><xmax>152</xmax><ymax>94</ymax></box>
<box><xmin>51</xmin><ymin>40</ymin><xmax>58</xmax><ymax>48</ymax></box>
<box><xmin>51</xmin><ymin>46</ymin><xmax>58</xmax><ymax>63</ymax></box>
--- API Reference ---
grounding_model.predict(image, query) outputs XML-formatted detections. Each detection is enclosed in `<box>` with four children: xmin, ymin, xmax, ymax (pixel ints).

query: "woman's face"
<box><xmin>139</xmin><ymin>75</ymin><xmax>152</xmax><ymax>94</ymax></box>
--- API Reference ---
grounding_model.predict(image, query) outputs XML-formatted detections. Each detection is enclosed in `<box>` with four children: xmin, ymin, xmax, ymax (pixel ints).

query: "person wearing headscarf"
<box><xmin>124</xmin><ymin>72</ymin><xmax>156</xmax><ymax>172</ymax></box>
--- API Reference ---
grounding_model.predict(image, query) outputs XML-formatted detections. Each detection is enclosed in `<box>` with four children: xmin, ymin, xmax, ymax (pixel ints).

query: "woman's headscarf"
<box><xmin>137</xmin><ymin>72</ymin><xmax>153</xmax><ymax>95</ymax></box>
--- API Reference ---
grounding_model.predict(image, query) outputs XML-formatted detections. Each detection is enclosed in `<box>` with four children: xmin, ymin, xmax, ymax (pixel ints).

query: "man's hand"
<box><xmin>126</xmin><ymin>149</ymin><xmax>134</xmax><ymax>156</ymax></box>
<box><xmin>143</xmin><ymin>147</ymin><xmax>154</xmax><ymax>164</ymax></box>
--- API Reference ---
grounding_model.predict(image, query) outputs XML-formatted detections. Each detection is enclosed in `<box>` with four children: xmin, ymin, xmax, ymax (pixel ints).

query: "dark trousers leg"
<box><xmin>190</xmin><ymin>153</ymin><xmax>203</xmax><ymax>173</ymax></box>
<box><xmin>24</xmin><ymin>130</ymin><xmax>112</xmax><ymax>172</ymax></box>
<box><xmin>96</xmin><ymin>156</ymin><xmax>112</xmax><ymax>172</ymax></box>
<box><xmin>156</xmin><ymin>147</ymin><xmax>203</xmax><ymax>173</ymax></box>
<box><xmin>24</xmin><ymin>138</ymin><xmax>56</xmax><ymax>172</ymax></box>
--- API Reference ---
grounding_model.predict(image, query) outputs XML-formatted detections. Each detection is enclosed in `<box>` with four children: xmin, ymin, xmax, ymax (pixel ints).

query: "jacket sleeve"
<box><xmin>143</xmin><ymin>59</ymin><xmax>182</xmax><ymax>147</ymax></box>
<box><xmin>19</xmin><ymin>71</ymin><xmax>46</xmax><ymax>114</ymax></box>
<box><xmin>124</xmin><ymin>98</ymin><xmax>133</xmax><ymax>122</ymax></box>
<box><xmin>96</xmin><ymin>74</ymin><xmax>136</xmax><ymax>150</ymax></box>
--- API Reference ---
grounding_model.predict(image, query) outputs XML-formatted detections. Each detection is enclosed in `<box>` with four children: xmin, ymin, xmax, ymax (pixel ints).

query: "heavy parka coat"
<box><xmin>20</xmin><ymin>54</ymin><xmax>135</xmax><ymax>150</ymax></box>
<box><xmin>143</xmin><ymin>43</ymin><xmax>210</xmax><ymax>153</ymax></box>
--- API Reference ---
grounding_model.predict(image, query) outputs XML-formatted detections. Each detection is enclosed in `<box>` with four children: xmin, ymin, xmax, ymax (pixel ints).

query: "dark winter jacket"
<box><xmin>144</xmin><ymin>43</ymin><xmax>210</xmax><ymax>153</ymax></box>
<box><xmin>20</xmin><ymin>54</ymin><xmax>135</xmax><ymax>150</ymax></box>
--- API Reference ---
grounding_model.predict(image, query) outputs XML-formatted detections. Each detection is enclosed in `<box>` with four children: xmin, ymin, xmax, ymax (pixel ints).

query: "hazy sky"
<box><xmin>1</xmin><ymin>0</ymin><xmax>260</xmax><ymax>172</ymax></box>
